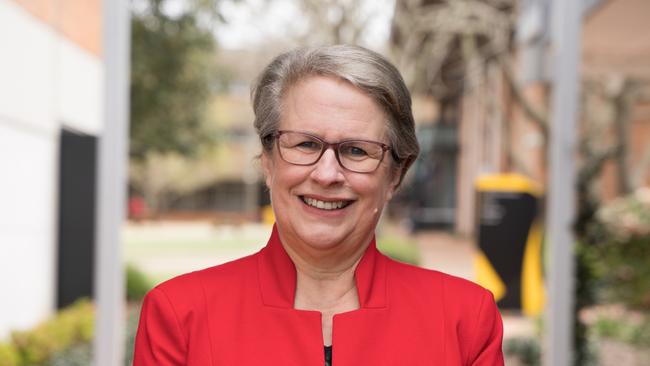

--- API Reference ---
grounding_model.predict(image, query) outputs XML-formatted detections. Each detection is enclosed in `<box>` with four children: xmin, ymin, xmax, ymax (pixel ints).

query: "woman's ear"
<box><xmin>384</xmin><ymin>162</ymin><xmax>404</xmax><ymax>203</ymax></box>
<box><xmin>398</xmin><ymin>156</ymin><xmax>416</xmax><ymax>185</ymax></box>
<box><xmin>261</xmin><ymin>151</ymin><xmax>273</xmax><ymax>188</ymax></box>
<box><xmin>386</xmin><ymin>156</ymin><xmax>415</xmax><ymax>200</ymax></box>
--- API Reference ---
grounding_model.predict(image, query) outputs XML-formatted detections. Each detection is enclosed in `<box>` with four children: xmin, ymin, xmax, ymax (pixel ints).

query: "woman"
<box><xmin>134</xmin><ymin>45</ymin><xmax>504</xmax><ymax>365</ymax></box>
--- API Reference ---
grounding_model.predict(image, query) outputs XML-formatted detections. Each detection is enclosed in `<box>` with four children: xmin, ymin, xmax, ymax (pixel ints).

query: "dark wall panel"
<box><xmin>57</xmin><ymin>128</ymin><xmax>97</xmax><ymax>309</ymax></box>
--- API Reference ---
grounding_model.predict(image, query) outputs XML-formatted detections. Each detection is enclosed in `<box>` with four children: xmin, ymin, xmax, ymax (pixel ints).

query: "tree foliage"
<box><xmin>130</xmin><ymin>0</ymin><xmax>223</xmax><ymax>160</ymax></box>
<box><xmin>295</xmin><ymin>0</ymin><xmax>371</xmax><ymax>45</ymax></box>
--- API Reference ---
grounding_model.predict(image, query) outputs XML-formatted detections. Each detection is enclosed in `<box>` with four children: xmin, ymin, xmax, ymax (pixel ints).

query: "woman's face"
<box><xmin>262</xmin><ymin>75</ymin><xmax>400</xmax><ymax>256</ymax></box>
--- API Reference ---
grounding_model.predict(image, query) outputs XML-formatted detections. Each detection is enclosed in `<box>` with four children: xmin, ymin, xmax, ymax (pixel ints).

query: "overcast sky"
<box><xmin>213</xmin><ymin>0</ymin><xmax>395</xmax><ymax>51</ymax></box>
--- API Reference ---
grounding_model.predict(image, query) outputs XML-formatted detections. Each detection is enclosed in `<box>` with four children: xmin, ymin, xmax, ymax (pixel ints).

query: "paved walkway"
<box><xmin>412</xmin><ymin>229</ymin><xmax>536</xmax><ymax>341</ymax></box>
<box><xmin>413</xmin><ymin>230</ymin><xmax>476</xmax><ymax>280</ymax></box>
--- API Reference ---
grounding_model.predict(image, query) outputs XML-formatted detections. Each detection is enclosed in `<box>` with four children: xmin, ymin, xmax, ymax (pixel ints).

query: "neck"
<box><xmin>278</xmin><ymin>232</ymin><xmax>374</xmax><ymax>347</ymax></box>
<box><xmin>281</xmin><ymin>236</ymin><xmax>370</xmax><ymax>310</ymax></box>
<box><xmin>292</xmin><ymin>253</ymin><xmax>361</xmax><ymax>309</ymax></box>
<box><xmin>289</xmin><ymin>245</ymin><xmax>363</xmax><ymax>347</ymax></box>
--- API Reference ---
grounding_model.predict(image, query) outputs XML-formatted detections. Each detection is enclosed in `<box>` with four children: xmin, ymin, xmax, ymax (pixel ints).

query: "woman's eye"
<box><xmin>342</xmin><ymin>145</ymin><xmax>368</xmax><ymax>157</ymax></box>
<box><xmin>295</xmin><ymin>141</ymin><xmax>320</xmax><ymax>150</ymax></box>
<box><xmin>351</xmin><ymin>147</ymin><xmax>368</xmax><ymax>156</ymax></box>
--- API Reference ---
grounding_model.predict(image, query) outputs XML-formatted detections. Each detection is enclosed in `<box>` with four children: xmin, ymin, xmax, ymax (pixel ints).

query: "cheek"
<box><xmin>266</xmin><ymin>161</ymin><xmax>307</xmax><ymax>195</ymax></box>
<box><xmin>352</xmin><ymin>176</ymin><xmax>393</xmax><ymax>205</ymax></box>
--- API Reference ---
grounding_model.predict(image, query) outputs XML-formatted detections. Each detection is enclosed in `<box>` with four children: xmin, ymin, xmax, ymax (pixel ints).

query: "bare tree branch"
<box><xmin>392</xmin><ymin>0</ymin><xmax>513</xmax><ymax>96</ymax></box>
<box><xmin>634</xmin><ymin>141</ymin><xmax>650</xmax><ymax>187</ymax></box>
<box><xmin>611</xmin><ymin>78</ymin><xmax>638</xmax><ymax>194</ymax></box>
<box><xmin>297</xmin><ymin>0</ymin><xmax>368</xmax><ymax>45</ymax></box>
<box><xmin>577</xmin><ymin>145</ymin><xmax>621</xmax><ymax>190</ymax></box>
<box><xmin>497</xmin><ymin>54</ymin><xmax>550</xmax><ymax>141</ymax></box>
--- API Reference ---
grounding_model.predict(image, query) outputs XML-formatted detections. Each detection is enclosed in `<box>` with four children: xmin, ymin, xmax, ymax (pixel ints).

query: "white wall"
<box><xmin>0</xmin><ymin>1</ymin><xmax>103</xmax><ymax>339</ymax></box>
<box><xmin>56</xmin><ymin>32</ymin><xmax>104</xmax><ymax>135</ymax></box>
<box><xmin>0</xmin><ymin>124</ymin><xmax>58</xmax><ymax>338</ymax></box>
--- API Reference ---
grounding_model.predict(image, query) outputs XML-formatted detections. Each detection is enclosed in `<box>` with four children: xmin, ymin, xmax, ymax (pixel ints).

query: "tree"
<box><xmin>294</xmin><ymin>0</ymin><xmax>371</xmax><ymax>45</ymax></box>
<box><xmin>243</xmin><ymin>0</ymin><xmax>389</xmax><ymax>48</ymax></box>
<box><xmin>129</xmin><ymin>0</ymin><xmax>236</xmax><ymax>212</ymax></box>
<box><xmin>130</xmin><ymin>0</ymin><xmax>224</xmax><ymax>161</ymax></box>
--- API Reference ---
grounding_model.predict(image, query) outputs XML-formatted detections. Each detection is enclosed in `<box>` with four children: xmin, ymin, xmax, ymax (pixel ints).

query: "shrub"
<box><xmin>12</xmin><ymin>299</ymin><xmax>94</xmax><ymax>365</ymax></box>
<box><xmin>48</xmin><ymin>343</ymin><xmax>92</xmax><ymax>366</ymax></box>
<box><xmin>126</xmin><ymin>263</ymin><xmax>153</xmax><ymax>301</ymax></box>
<box><xmin>597</xmin><ymin>188</ymin><xmax>650</xmax><ymax>242</ymax></box>
<box><xmin>123</xmin><ymin>303</ymin><xmax>142</xmax><ymax>366</ymax></box>
<box><xmin>1</xmin><ymin>293</ymin><xmax>145</xmax><ymax>366</ymax></box>
<box><xmin>591</xmin><ymin>311</ymin><xmax>650</xmax><ymax>347</ymax></box>
<box><xmin>0</xmin><ymin>343</ymin><xmax>19</xmax><ymax>366</ymax></box>
<box><xmin>11</xmin><ymin>299</ymin><xmax>94</xmax><ymax>365</ymax></box>
<box><xmin>504</xmin><ymin>337</ymin><xmax>540</xmax><ymax>366</ymax></box>
<box><xmin>587</xmin><ymin>188</ymin><xmax>650</xmax><ymax>309</ymax></box>
<box><xmin>377</xmin><ymin>235</ymin><xmax>420</xmax><ymax>265</ymax></box>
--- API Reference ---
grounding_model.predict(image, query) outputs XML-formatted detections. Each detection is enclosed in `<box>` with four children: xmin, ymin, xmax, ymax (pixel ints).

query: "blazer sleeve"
<box><xmin>133</xmin><ymin>287</ymin><xmax>187</xmax><ymax>365</ymax></box>
<box><xmin>467</xmin><ymin>289</ymin><xmax>505</xmax><ymax>366</ymax></box>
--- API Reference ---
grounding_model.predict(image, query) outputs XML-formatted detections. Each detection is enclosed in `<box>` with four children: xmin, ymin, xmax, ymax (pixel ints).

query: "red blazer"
<box><xmin>134</xmin><ymin>226</ymin><xmax>504</xmax><ymax>365</ymax></box>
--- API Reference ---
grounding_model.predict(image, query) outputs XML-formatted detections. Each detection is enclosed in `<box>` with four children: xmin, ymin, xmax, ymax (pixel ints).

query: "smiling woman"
<box><xmin>133</xmin><ymin>45</ymin><xmax>504</xmax><ymax>366</ymax></box>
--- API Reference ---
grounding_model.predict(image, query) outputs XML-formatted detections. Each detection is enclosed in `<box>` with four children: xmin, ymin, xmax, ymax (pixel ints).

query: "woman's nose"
<box><xmin>310</xmin><ymin>148</ymin><xmax>344</xmax><ymax>185</ymax></box>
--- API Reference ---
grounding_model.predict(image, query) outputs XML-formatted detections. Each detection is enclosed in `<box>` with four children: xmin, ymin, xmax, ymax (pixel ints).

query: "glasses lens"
<box><xmin>277</xmin><ymin>132</ymin><xmax>323</xmax><ymax>165</ymax></box>
<box><xmin>339</xmin><ymin>141</ymin><xmax>384</xmax><ymax>172</ymax></box>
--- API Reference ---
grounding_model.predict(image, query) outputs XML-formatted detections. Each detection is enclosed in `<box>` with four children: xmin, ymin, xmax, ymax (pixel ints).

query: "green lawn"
<box><xmin>123</xmin><ymin>222</ymin><xmax>420</xmax><ymax>285</ymax></box>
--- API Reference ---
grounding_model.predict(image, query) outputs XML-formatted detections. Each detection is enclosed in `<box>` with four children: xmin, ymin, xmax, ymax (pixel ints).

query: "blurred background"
<box><xmin>1</xmin><ymin>0</ymin><xmax>649</xmax><ymax>365</ymax></box>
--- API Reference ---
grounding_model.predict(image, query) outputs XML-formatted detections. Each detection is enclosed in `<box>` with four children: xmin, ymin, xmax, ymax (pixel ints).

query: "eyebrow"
<box><xmin>289</xmin><ymin>129</ymin><xmax>385</xmax><ymax>143</ymax></box>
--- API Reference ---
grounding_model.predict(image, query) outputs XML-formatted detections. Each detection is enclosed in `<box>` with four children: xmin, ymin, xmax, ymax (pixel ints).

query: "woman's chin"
<box><xmin>299</xmin><ymin>225</ymin><xmax>349</xmax><ymax>248</ymax></box>
<box><xmin>293</xmin><ymin>222</ymin><xmax>374</xmax><ymax>255</ymax></box>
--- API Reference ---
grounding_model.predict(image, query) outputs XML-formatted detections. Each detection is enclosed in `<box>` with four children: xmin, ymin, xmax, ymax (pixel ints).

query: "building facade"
<box><xmin>0</xmin><ymin>0</ymin><xmax>103</xmax><ymax>338</ymax></box>
<box><xmin>394</xmin><ymin>0</ymin><xmax>650</xmax><ymax>236</ymax></box>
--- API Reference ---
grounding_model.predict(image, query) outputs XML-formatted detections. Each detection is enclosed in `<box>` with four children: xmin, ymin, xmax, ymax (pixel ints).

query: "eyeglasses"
<box><xmin>270</xmin><ymin>130</ymin><xmax>392</xmax><ymax>173</ymax></box>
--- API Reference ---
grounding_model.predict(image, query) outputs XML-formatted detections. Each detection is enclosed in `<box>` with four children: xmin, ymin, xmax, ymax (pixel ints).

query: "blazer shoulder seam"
<box><xmin>466</xmin><ymin>288</ymin><xmax>491</xmax><ymax>365</ymax></box>
<box><xmin>198</xmin><ymin>273</ymin><xmax>216</xmax><ymax>365</ymax></box>
<box><xmin>153</xmin><ymin>286</ymin><xmax>190</xmax><ymax>351</ymax></box>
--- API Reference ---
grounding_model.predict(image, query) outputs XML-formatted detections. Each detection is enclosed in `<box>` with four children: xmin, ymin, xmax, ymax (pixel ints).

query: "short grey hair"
<box><xmin>251</xmin><ymin>45</ymin><xmax>419</xmax><ymax>184</ymax></box>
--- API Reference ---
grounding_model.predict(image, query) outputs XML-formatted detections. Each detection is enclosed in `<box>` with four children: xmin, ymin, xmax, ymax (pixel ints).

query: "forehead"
<box><xmin>280</xmin><ymin>75</ymin><xmax>387</xmax><ymax>141</ymax></box>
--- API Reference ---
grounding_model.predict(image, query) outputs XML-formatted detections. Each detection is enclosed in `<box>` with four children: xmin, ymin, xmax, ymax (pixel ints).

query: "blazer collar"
<box><xmin>257</xmin><ymin>224</ymin><xmax>387</xmax><ymax>309</ymax></box>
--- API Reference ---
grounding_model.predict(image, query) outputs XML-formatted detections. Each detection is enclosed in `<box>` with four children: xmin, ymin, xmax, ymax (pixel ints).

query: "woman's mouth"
<box><xmin>300</xmin><ymin>196</ymin><xmax>353</xmax><ymax>210</ymax></box>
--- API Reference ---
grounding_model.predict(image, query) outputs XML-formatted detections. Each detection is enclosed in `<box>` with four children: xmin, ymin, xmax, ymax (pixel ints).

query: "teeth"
<box><xmin>304</xmin><ymin>197</ymin><xmax>347</xmax><ymax>210</ymax></box>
